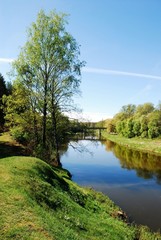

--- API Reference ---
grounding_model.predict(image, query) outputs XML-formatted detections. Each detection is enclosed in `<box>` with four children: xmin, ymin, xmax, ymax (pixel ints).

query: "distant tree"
<box><xmin>120</xmin><ymin>104</ymin><xmax>136</xmax><ymax>118</ymax></box>
<box><xmin>156</xmin><ymin>101</ymin><xmax>161</xmax><ymax>111</ymax></box>
<box><xmin>114</xmin><ymin>112</ymin><xmax>126</xmax><ymax>122</ymax></box>
<box><xmin>6</xmin><ymin>81</ymin><xmax>13</xmax><ymax>95</ymax></box>
<box><xmin>133</xmin><ymin>120</ymin><xmax>141</xmax><ymax>136</ymax></box>
<box><xmin>0</xmin><ymin>73</ymin><xmax>7</xmax><ymax>97</ymax></box>
<box><xmin>106</xmin><ymin>119</ymin><xmax>116</xmax><ymax>133</ymax></box>
<box><xmin>139</xmin><ymin>115</ymin><xmax>148</xmax><ymax>138</ymax></box>
<box><xmin>0</xmin><ymin>73</ymin><xmax>7</xmax><ymax>129</ymax></box>
<box><xmin>116</xmin><ymin>120</ymin><xmax>126</xmax><ymax>136</ymax></box>
<box><xmin>108</xmin><ymin>101</ymin><xmax>161</xmax><ymax>139</ymax></box>
<box><xmin>147</xmin><ymin>111</ymin><xmax>161</xmax><ymax>138</ymax></box>
<box><xmin>125</xmin><ymin>119</ymin><xmax>135</xmax><ymax>138</ymax></box>
<box><xmin>135</xmin><ymin>103</ymin><xmax>154</xmax><ymax>117</ymax></box>
<box><xmin>3</xmin><ymin>81</ymin><xmax>37</xmax><ymax>144</ymax></box>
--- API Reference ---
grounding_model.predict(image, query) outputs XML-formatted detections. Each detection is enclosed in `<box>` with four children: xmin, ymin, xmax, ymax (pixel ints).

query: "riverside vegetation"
<box><xmin>1</xmin><ymin>9</ymin><xmax>161</xmax><ymax>240</ymax></box>
<box><xmin>97</xmin><ymin>102</ymin><xmax>161</xmax><ymax>155</ymax></box>
<box><xmin>103</xmin><ymin>132</ymin><xmax>161</xmax><ymax>155</ymax></box>
<box><xmin>1</xmin><ymin>133</ymin><xmax>161</xmax><ymax>240</ymax></box>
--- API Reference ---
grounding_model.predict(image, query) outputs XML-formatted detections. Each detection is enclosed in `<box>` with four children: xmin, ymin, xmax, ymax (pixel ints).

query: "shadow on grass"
<box><xmin>0</xmin><ymin>141</ymin><xmax>26</xmax><ymax>159</ymax></box>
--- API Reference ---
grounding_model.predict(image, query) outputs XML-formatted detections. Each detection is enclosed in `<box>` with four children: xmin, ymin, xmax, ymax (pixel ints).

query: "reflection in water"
<box><xmin>61</xmin><ymin>140</ymin><xmax>161</xmax><ymax>231</ymax></box>
<box><xmin>102</xmin><ymin>140</ymin><xmax>161</xmax><ymax>184</ymax></box>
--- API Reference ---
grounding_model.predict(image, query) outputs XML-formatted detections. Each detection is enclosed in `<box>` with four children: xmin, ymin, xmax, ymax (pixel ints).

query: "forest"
<box><xmin>105</xmin><ymin>102</ymin><xmax>161</xmax><ymax>139</ymax></box>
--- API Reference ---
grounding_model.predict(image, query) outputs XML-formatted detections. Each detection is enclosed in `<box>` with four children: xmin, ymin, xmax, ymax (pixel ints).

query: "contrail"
<box><xmin>83</xmin><ymin>67</ymin><xmax>161</xmax><ymax>80</ymax></box>
<box><xmin>0</xmin><ymin>58</ymin><xmax>14</xmax><ymax>63</ymax></box>
<box><xmin>1</xmin><ymin>59</ymin><xmax>161</xmax><ymax>81</ymax></box>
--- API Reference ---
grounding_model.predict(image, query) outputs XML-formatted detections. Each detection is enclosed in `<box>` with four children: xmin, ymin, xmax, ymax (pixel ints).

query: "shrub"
<box><xmin>10</xmin><ymin>127</ymin><xmax>29</xmax><ymax>144</ymax></box>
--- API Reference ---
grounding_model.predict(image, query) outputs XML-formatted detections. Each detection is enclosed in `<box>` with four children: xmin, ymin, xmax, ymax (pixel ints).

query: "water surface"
<box><xmin>61</xmin><ymin>140</ymin><xmax>161</xmax><ymax>231</ymax></box>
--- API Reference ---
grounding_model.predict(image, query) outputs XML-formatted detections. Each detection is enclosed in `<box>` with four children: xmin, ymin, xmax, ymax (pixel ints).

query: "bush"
<box><xmin>133</xmin><ymin>120</ymin><xmax>141</xmax><ymax>136</ymax></box>
<box><xmin>141</xmin><ymin>130</ymin><xmax>148</xmax><ymax>138</ymax></box>
<box><xmin>148</xmin><ymin>127</ymin><xmax>160</xmax><ymax>139</ymax></box>
<box><xmin>10</xmin><ymin>127</ymin><xmax>29</xmax><ymax>144</ymax></box>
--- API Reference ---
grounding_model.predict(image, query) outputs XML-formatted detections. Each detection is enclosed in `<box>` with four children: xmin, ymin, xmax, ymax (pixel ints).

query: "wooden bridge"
<box><xmin>82</xmin><ymin>127</ymin><xmax>107</xmax><ymax>139</ymax></box>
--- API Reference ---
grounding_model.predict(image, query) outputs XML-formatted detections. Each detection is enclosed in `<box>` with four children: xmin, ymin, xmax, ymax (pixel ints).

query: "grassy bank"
<box><xmin>103</xmin><ymin>132</ymin><xmax>161</xmax><ymax>155</ymax></box>
<box><xmin>0</xmin><ymin>132</ymin><xmax>161</xmax><ymax>239</ymax></box>
<box><xmin>1</xmin><ymin>155</ymin><xmax>161</xmax><ymax>240</ymax></box>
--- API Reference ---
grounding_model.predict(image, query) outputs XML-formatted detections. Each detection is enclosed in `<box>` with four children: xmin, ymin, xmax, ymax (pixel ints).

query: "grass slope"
<box><xmin>103</xmin><ymin>133</ymin><xmax>161</xmax><ymax>155</ymax></box>
<box><xmin>0</xmin><ymin>156</ymin><xmax>161</xmax><ymax>240</ymax></box>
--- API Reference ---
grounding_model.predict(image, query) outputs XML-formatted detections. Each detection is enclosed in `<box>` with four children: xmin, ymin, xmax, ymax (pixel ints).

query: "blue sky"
<box><xmin>1</xmin><ymin>0</ymin><xmax>161</xmax><ymax>121</ymax></box>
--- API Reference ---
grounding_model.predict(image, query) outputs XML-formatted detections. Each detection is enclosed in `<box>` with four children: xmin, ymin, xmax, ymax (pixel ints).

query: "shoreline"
<box><xmin>1</xmin><ymin>132</ymin><xmax>161</xmax><ymax>238</ymax></box>
<box><xmin>103</xmin><ymin>132</ymin><xmax>161</xmax><ymax>156</ymax></box>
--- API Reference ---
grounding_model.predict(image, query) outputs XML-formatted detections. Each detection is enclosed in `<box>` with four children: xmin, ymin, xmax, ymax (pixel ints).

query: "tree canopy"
<box><xmin>0</xmin><ymin>73</ymin><xmax>8</xmax><ymax>128</ymax></box>
<box><xmin>4</xmin><ymin>10</ymin><xmax>85</xmax><ymax>162</ymax></box>
<box><xmin>106</xmin><ymin>102</ymin><xmax>161</xmax><ymax>139</ymax></box>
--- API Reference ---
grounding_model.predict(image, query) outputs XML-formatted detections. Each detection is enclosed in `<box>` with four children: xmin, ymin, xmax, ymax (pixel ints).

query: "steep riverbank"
<box><xmin>1</xmin><ymin>155</ymin><xmax>161</xmax><ymax>240</ymax></box>
<box><xmin>0</xmin><ymin>133</ymin><xmax>161</xmax><ymax>239</ymax></box>
<box><xmin>103</xmin><ymin>133</ymin><xmax>161</xmax><ymax>155</ymax></box>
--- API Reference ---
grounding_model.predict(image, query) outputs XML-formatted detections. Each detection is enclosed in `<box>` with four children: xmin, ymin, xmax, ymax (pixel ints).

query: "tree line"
<box><xmin>0</xmin><ymin>73</ymin><xmax>12</xmax><ymax>131</ymax></box>
<box><xmin>1</xmin><ymin>10</ymin><xmax>84</xmax><ymax>164</ymax></box>
<box><xmin>106</xmin><ymin>102</ymin><xmax>161</xmax><ymax>139</ymax></box>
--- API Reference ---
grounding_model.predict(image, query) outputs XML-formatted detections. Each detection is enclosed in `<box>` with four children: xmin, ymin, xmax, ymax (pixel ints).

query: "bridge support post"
<box><xmin>98</xmin><ymin>129</ymin><xmax>101</xmax><ymax>139</ymax></box>
<box><xmin>83</xmin><ymin>130</ymin><xmax>86</xmax><ymax>139</ymax></box>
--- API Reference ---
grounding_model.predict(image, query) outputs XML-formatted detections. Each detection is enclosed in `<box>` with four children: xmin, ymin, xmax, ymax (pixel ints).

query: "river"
<box><xmin>61</xmin><ymin>139</ymin><xmax>161</xmax><ymax>232</ymax></box>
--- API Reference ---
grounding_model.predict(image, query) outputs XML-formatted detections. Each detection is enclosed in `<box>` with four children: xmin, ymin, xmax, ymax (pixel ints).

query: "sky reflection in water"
<box><xmin>61</xmin><ymin>140</ymin><xmax>161</xmax><ymax>231</ymax></box>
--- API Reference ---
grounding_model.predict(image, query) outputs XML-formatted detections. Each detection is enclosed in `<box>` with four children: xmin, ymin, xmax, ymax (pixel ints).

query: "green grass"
<box><xmin>103</xmin><ymin>132</ymin><xmax>161</xmax><ymax>155</ymax></box>
<box><xmin>1</xmin><ymin>156</ymin><xmax>161</xmax><ymax>240</ymax></box>
<box><xmin>0</xmin><ymin>132</ymin><xmax>160</xmax><ymax>239</ymax></box>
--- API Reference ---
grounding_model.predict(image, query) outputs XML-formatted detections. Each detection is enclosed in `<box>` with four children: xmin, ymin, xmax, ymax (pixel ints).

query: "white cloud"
<box><xmin>66</xmin><ymin>111</ymin><xmax>112</xmax><ymax>122</ymax></box>
<box><xmin>82</xmin><ymin>112</ymin><xmax>112</xmax><ymax>122</ymax></box>
<box><xmin>0</xmin><ymin>58</ymin><xmax>14</xmax><ymax>63</ymax></box>
<box><xmin>83</xmin><ymin>67</ymin><xmax>161</xmax><ymax>80</ymax></box>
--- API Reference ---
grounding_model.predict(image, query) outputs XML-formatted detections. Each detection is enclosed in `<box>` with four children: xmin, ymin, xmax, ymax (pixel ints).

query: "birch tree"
<box><xmin>12</xmin><ymin>10</ymin><xmax>84</xmax><ymax>161</ymax></box>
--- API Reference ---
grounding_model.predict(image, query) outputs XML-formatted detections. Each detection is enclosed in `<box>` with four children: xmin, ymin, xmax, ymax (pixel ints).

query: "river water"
<box><xmin>61</xmin><ymin>140</ymin><xmax>161</xmax><ymax>232</ymax></box>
